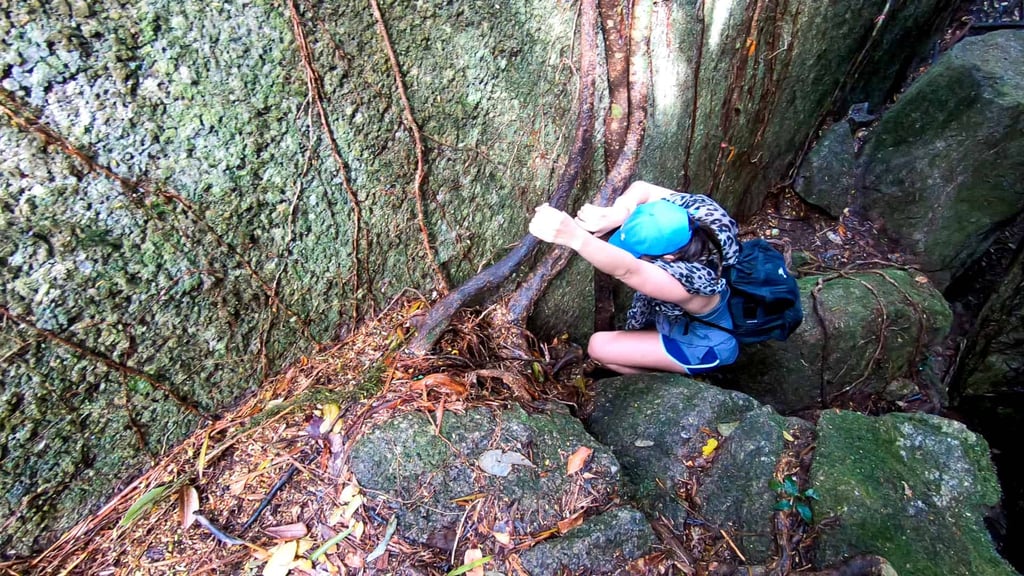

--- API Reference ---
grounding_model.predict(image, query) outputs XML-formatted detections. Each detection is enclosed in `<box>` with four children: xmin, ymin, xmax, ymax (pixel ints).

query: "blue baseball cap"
<box><xmin>608</xmin><ymin>199</ymin><xmax>692</xmax><ymax>257</ymax></box>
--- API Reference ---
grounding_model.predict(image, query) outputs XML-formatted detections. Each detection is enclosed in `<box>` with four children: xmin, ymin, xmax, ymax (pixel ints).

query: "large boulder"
<box><xmin>585</xmin><ymin>374</ymin><xmax>812</xmax><ymax>564</ymax></box>
<box><xmin>715</xmin><ymin>268</ymin><xmax>953</xmax><ymax>413</ymax></box>
<box><xmin>586</xmin><ymin>374</ymin><xmax>1013</xmax><ymax>574</ymax></box>
<box><xmin>795</xmin><ymin>30</ymin><xmax>1024</xmax><ymax>289</ymax></box>
<box><xmin>585</xmin><ymin>375</ymin><xmax>760</xmax><ymax>525</ymax></box>
<box><xmin>858</xmin><ymin>30</ymin><xmax>1024</xmax><ymax>288</ymax></box>
<box><xmin>348</xmin><ymin>404</ymin><xmax>655</xmax><ymax>574</ymax></box>
<box><xmin>812</xmin><ymin>410</ymin><xmax>1015</xmax><ymax>576</ymax></box>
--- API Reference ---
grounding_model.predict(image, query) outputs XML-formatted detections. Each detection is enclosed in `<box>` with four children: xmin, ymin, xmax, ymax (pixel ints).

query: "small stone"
<box><xmin>71</xmin><ymin>0</ymin><xmax>90</xmax><ymax>18</ymax></box>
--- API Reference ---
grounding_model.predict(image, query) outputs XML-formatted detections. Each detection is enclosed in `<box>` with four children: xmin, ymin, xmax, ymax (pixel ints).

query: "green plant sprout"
<box><xmin>770</xmin><ymin>475</ymin><xmax>820</xmax><ymax>523</ymax></box>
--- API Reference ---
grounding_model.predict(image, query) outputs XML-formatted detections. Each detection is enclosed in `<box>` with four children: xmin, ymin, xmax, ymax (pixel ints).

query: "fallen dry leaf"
<box><xmin>178</xmin><ymin>485</ymin><xmax>199</xmax><ymax>530</ymax></box>
<box><xmin>339</xmin><ymin>483</ymin><xmax>360</xmax><ymax>504</ymax></box>
<box><xmin>229</xmin><ymin>477</ymin><xmax>249</xmax><ymax>496</ymax></box>
<box><xmin>464</xmin><ymin>548</ymin><xmax>485</xmax><ymax>576</ymax></box>
<box><xmin>557</xmin><ymin>510</ymin><xmax>585</xmax><ymax>534</ymax></box>
<box><xmin>411</xmin><ymin>373</ymin><xmax>469</xmax><ymax>396</ymax></box>
<box><xmin>342</xmin><ymin>494</ymin><xmax>364</xmax><ymax>522</ymax></box>
<box><xmin>566</xmin><ymin>446</ymin><xmax>593</xmax><ymax>475</ymax></box>
<box><xmin>479</xmin><ymin>449</ymin><xmax>534</xmax><ymax>477</ymax></box>
<box><xmin>264</xmin><ymin>522</ymin><xmax>308</xmax><ymax>540</ymax></box>
<box><xmin>319</xmin><ymin>403</ymin><xmax>341</xmax><ymax>435</ymax></box>
<box><xmin>262</xmin><ymin>540</ymin><xmax>297</xmax><ymax>576</ymax></box>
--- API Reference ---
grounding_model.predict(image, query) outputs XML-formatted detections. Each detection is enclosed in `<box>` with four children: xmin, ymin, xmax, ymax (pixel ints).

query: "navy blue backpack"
<box><xmin>687</xmin><ymin>238</ymin><xmax>803</xmax><ymax>344</ymax></box>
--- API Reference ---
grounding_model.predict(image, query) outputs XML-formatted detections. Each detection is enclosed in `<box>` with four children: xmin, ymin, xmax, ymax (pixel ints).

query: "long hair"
<box><xmin>668</xmin><ymin>216</ymin><xmax>725</xmax><ymax>278</ymax></box>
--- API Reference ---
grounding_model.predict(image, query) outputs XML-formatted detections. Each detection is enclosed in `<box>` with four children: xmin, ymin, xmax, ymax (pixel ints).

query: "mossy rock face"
<box><xmin>811</xmin><ymin>411</ymin><xmax>1015</xmax><ymax>576</ymax></box>
<box><xmin>639</xmin><ymin>0</ymin><xmax>951</xmax><ymax>218</ymax></box>
<box><xmin>695</xmin><ymin>406</ymin><xmax>814</xmax><ymax>563</ymax></box>
<box><xmin>715</xmin><ymin>269</ymin><xmax>953</xmax><ymax>413</ymax></box>
<box><xmin>348</xmin><ymin>405</ymin><xmax>622</xmax><ymax>548</ymax></box>
<box><xmin>1</xmin><ymin>0</ymin><xmax>579</xmax><ymax>555</ymax></box>
<box><xmin>585</xmin><ymin>374</ymin><xmax>763</xmax><ymax>528</ymax></box>
<box><xmin>857</xmin><ymin>30</ymin><xmax>1024</xmax><ymax>288</ymax></box>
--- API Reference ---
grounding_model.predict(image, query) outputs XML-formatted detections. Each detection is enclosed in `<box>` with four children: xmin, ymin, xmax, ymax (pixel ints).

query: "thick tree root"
<box><xmin>405</xmin><ymin>0</ymin><xmax>600</xmax><ymax>356</ymax></box>
<box><xmin>505</xmin><ymin>0</ymin><xmax>654</xmax><ymax>334</ymax></box>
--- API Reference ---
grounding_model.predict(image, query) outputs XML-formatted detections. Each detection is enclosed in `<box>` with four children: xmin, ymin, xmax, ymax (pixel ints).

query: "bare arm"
<box><xmin>529</xmin><ymin>204</ymin><xmax>718</xmax><ymax>314</ymax></box>
<box><xmin>575</xmin><ymin>180</ymin><xmax>676</xmax><ymax>235</ymax></box>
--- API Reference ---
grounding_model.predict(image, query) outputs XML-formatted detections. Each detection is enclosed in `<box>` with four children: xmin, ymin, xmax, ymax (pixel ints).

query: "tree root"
<box><xmin>405</xmin><ymin>0</ymin><xmax>600</xmax><ymax>356</ymax></box>
<box><xmin>593</xmin><ymin>0</ymin><xmax>653</xmax><ymax>207</ymax></box>
<box><xmin>593</xmin><ymin>0</ymin><xmax>634</xmax><ymax>331</ymax></box>
<box><xmin>598</xmin><ymin>0</ymin><xmax>632</xmax><ymax>172</ymax></box>
<box><xmin>506</xmin><ymin>245</ymin><xmax>575</xmax><ymax>326</ymax></box>
<box><xmin>0</xmin><ymin>305</ymin><xmax>209</xmax><ymax>420</ymax></box>
<box><xmin>681</xmin><ymin>0</ymin><xmax>706</xmax><ymax>192</ymax></box>
<box><xmin>808</xmin><ymin>267</ymin><xmax>938</xmax><ymax>408</ymax></box>
<box><xmin>0</xmin><ymin>89</ymin><xmax>316</xmax><ymax>344</ymax></box>
<box><xmin>505</xmin><ymin>0</ymin><xmax>654</xmax><ymax>336</ymax></box>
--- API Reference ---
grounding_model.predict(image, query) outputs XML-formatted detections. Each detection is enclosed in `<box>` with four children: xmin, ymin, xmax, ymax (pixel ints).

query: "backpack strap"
<box><xmin>680</xmin><ymin>310</ymin><xmax>735</xmax><ymax>335</ymax></box>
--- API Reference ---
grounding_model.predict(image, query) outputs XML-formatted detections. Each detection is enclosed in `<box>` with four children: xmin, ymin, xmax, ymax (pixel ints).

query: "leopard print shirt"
<box><xmin>624</xmin><ymin>192</ymin><xmax>740</xmax><ymax>331</ymax></box>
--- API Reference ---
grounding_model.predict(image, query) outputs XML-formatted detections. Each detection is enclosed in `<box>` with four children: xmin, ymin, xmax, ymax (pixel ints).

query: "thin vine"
<box><xmin>286</xmin><ymin>0</ymin><xmax>367</xmax><ymax>301</ymax></box>
<box><xmin>368</xmin><ymin>0</ymin><xmax>450</xmax><ymax>294</ymax></box>
<box><xmin>0</xmin><ymin>305</ymin><xmax>208</xmax><ymax>420</ymax></box>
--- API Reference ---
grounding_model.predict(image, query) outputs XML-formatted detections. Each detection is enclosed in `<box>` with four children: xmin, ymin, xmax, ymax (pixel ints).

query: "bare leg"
<box><xmin>587</xmin><ymin>330</ymin><xmax>688</xmax><ymax>374</ymax></box>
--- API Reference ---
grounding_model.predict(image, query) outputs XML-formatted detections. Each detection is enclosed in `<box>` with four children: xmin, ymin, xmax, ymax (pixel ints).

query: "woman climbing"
<box><xmin>528</xmin><ymin>180</ymin><xmax>740</xmax><ymax>374</ymax></box>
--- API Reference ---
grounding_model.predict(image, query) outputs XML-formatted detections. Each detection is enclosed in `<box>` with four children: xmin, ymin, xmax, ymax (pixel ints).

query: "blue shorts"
<box><xmin>661</xmin><ymin>334</ymin><xmax>734</xmax><ymax>375</ymax></box>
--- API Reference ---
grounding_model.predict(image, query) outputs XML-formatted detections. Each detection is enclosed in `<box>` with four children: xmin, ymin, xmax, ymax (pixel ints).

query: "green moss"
<box><xmin>350</xmin><ymin>413</ymin><xmax>451</xmax><ymax>493</ymax></box>
<box><xmin>1</xmin><ymin>0</ymin><xmax>581</xmax><ymax>556</ymax></box>
<box><xmin>812</xmin><ymin>411</ymin><xmax>1014</xmax><ymax>576</ymax></box>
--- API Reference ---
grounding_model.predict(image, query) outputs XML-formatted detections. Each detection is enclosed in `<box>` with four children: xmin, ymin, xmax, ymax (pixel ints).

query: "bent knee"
<box><xmin>587</xmin><ymin>331</ymin><xmax>615</xmax><ymax>362</ymax></box>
